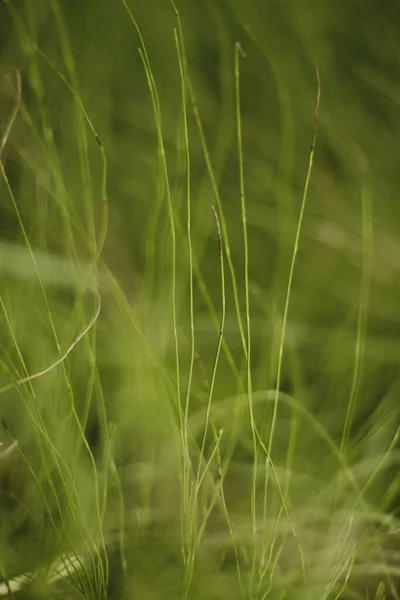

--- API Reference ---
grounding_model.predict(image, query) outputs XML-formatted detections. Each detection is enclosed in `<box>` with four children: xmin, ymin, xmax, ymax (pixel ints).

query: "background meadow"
<box><xmin>0</xmin><ymin>1</ymin><xmax>399</xmax><ymax>598</ymax></box>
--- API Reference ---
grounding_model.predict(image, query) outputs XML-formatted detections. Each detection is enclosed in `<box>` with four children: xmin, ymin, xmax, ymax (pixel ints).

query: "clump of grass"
<box><xmin>0</xmin><ymin>1</ymin><xmax>399</xmax><ymax>600</ymax></box>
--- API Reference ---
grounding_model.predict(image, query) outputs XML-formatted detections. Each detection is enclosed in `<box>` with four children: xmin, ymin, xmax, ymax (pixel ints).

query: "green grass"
<box><xmin>0</xmin><ymin>1</ymin><xmax>399</xmax><ymax>599</ymax></box>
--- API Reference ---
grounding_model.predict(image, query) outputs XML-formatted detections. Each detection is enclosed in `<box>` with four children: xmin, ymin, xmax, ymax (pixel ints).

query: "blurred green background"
<box><xmin>0</xmin><ymin>1</ymin><xmax>399</xmax><ymax>599</ymax></box>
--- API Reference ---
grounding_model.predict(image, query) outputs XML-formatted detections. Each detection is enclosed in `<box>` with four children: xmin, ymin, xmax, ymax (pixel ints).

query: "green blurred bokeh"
<box><xmin>0</xmin><ymin>1</ymin><xmax>399</xmax><ymax>598</ymax></box>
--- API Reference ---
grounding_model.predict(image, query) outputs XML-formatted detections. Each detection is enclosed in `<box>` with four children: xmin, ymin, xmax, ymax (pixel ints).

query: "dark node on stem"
<box><xmin>95</xmin><ymin>134</ymin><xmax>102</xmax><ymax>147</ymax></box>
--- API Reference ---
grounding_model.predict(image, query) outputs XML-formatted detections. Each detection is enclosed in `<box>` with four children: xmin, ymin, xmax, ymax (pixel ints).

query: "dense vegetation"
<box><xmin>0</xmin><ymin>1</ymin><xmax>399</xmax><ymax>598</ymax></box>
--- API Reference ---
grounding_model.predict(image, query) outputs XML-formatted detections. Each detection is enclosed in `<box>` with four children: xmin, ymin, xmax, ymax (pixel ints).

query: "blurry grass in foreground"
<box><xmin>0</xmin><ymin>1</ymin><xmax>399</xmax><ymax>599</ymax></box>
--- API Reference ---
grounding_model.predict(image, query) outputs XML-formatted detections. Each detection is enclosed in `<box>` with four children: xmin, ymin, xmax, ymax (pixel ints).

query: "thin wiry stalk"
<box><xmin>234</xmin><ymin>42</ymin><xmax>258</xmax><ymax>589</ymax></box>
<box><xmin>265</xmin><ymin>66</ymin><xmax>321</xmax><ymax>536</ymax></box>
<box><xmin>172</xmin><ymin>5</ymin><xmax>196</xmax><ymax>588</ymax></box>
<box><xmin>185</xmin><ymin>84</ymin><xmax>245</xmax><ymax>394</ymax></box>
<box><xmin>340</xmin><ymin>159</ymin><xmax>372</xmax><ymax>457</ymax></box>
<box><xmin>188</xmin><ymin>80</ymin><xmax>247</xmax><ymax>361</ymax></box>
<box><xmin>182</xmin><ymin>205</ymin><xmax>226</xmax><ymax>598</ymax></box>
<box><xmin>120</xmin><ymin>0</ymin><xmax>181</xmax><ymax>439</ymax></box>
<box><xmin>173</xmin><ymin>0</ymin><xmax>193</xmax><ymax>482</ymax></box>
<box><xmin>197</xmin><ymin>206</ymin><xmax>226</xmax><ymax>486</ymax></box>
<box><xmin>196</xmin><ymin>206</ymin><xmax>248</xmax><ymax>598</ymax></box>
